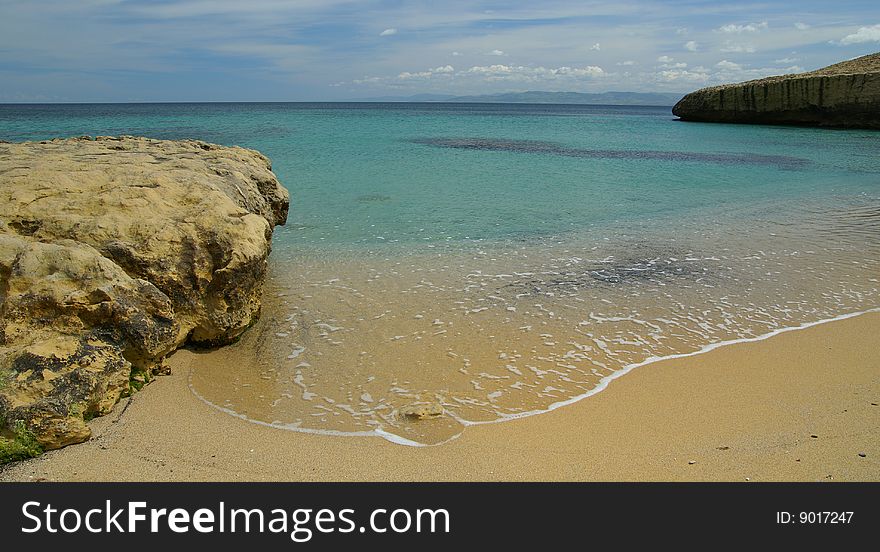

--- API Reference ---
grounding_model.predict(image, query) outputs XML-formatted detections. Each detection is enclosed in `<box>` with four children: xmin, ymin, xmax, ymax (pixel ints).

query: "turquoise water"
<box><xmin>2</xmin><ymin>103</ymin><xmax>878</xmax><ymax>250</ymax></box>
<box><xmin>3</xmin><ymin>103</ymin><xmax>879</xmax><ymax>444</ymax></box>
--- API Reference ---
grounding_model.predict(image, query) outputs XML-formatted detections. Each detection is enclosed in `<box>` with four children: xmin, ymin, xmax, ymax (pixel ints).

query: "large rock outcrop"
<box><xmin>0</xmin><ymin>136</ymin><xmax>289</xmax><ymax>450</ymax></box>
<box><xmin>672</xmin><ymin>52</ymin><xmax>880</xmax><ymax>128</ymax></box>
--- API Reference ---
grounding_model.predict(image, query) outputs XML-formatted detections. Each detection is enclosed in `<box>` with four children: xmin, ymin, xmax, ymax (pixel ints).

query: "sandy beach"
<box><xmin>1</xmin><ymin>311</ymin><xmax>877</xmax><ymax>482</ymax></box>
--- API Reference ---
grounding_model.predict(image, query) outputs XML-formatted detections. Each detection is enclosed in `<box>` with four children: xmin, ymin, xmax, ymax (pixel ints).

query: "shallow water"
<box><xmin>2</xmin><ymin>102</ymin><xmax>879</xmax><ymax>444</ymax></box>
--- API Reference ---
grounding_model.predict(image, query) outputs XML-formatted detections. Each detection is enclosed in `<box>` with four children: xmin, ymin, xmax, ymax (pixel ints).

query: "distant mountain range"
<box><xmin>349</xmin><ymin>91</ymin><xmax>684</xmax><ymax>106</ymax></box>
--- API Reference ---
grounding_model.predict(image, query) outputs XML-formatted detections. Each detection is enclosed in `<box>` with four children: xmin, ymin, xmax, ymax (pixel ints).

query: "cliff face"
<box><xmin>672</xmin><ymin>52</ymin><xmax>880</xmax><ymax>128</ymax></box>
<box><xmin>0</xmin><ymin>136</ymin><xmax>289</xmax><ymax>451</ymax></box>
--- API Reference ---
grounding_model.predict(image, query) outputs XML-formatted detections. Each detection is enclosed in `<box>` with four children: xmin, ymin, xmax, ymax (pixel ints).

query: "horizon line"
<box><xmin>0</xmin><ymin>100</ymin><xmax>680</xmax><ymax>109</ymax></box>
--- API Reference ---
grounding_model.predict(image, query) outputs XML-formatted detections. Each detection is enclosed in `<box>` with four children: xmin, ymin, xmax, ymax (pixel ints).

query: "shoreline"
<box><xmin>2</xmin><ymin>311</ymin><xmax>878</xmax><ymax>482</ymax></box>
<box><xmin>188</xmin><ymin>307</ymin><xmax>880</xmax><ymax>448</ymax></box>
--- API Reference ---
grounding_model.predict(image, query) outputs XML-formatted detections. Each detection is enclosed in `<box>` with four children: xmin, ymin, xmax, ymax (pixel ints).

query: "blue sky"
<box><xmin>1</xmin><ymin>0</ymin><xmax>879</xmax><ymax>101</ymax></box>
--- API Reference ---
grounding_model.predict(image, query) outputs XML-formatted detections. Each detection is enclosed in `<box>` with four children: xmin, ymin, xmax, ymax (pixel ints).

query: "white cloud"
<box><xmin>716</xmin><ymin>60</ymin><xmax>742</xmax><ymax>70</ymax></box>
<box><xmin>590</xmin><ymin>43</ymin><xmax>601</xmax><ymax>51</ymax></box>
<box><xmin>468</xmin><ymin>64</ymin><xmax>511</xmax><ymax>75</ymax></box>
<box><xmin>718</xmin><ymin>21</ymin><xmax>768</xmax><ymax>34</ymax></box>
<box><xmin>359</xmin><ymin>62</ymin><xmax>607</xmax><ymax>87</ymax></box>
<box><xmin>352</xmin><ymin>76</ymin><xmax>382</xmax><ymax>84</ymax></box>
<box><xmin>774</xmin><ymin>57</ymin><xmax>799</xmax><ymax>63</ymax></box>
<box><xmin>466</xmin><ymin>64</ymin><xmax>605</xmax><ymax>80</ymax></box>
<box><xmin>684</xmin><ymin>40</ymin><xmax>698</xmax><ymax>52</ymax></box>
<box><xmin>659</xmin><ymin>69</ymin><xmax>709</xmax><ymax>82</ymax></box>
<box><xmin>675</xmin><ymin>27</ymin><xmax>688</xmax><ymax>36</ymax></box>
<box><xmin>486</xmin><ymin>49</ymin><xmax>505</xmax><ymax>56</ymax></box>
<box><xmin>451</xmin><ymin>51</ymin><xmax>462</xmax><ymax>56</ymax></box>
<box><xmin>720</xmin><ymin>41</ymin><xmax>756</xmax><ymax>53</ymax></box>
<box><xmin>617</xmin><ymin>60</ymin><xmax>636</xmax><ymax>66</ymax></box>
<box><xmin>794</xmin><ymin>22</ymin><xmax>810</xmax><ymax>30</ymax></box>
<box><xmin>705</xmin><ymin>63</ymin><xmax>805</xmax><ymax>85</ymax></box>
<box><xmin>379</xmin><ymin>28</ymin><xmax>397</xmax><ymax>36</ymax></box>
<box><xmin>657</xmin><ymin>55</ymin><xmax>674</xmax><ymax>63</ymax></box>
<box><xmin>552</xmin><ymin>66</ymin><xmax>605</xmax><ymax>77</ymax></box>
<box><xmin>397</xmin><ymin>71</ymin><xmax>432</xmax><ymax>79</ymax></box>
<box><xmin>397</xmin><ymin>65</ymin><xmax>455</xmax><ymax>80</ymax></box>
<box><xmin>838</xmin><ymin>24</ymin><xmax>880</xmax><ymax>45</ymax></box>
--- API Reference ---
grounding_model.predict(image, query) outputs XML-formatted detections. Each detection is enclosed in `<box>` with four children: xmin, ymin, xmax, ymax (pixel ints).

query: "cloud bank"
<box><xmin>0</xmin><ymin>0</ymin><xmax>877</xmax><ymax>101</ymax></box>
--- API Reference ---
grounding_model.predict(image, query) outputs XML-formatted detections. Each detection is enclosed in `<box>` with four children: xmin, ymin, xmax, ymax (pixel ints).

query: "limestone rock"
<box><xmin>0</xmin><ymin>136</ymin><xmax>289</xmax><ymax>450</ymax></box>
<box><xmin>672</xmin><ymin>52</ymin><xmax>880</xmax><ymax>128</ymax></box>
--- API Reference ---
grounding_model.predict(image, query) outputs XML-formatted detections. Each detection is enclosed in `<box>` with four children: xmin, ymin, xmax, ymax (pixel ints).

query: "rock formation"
<box><xmin>0</xmin><ymin>136</ymin><xmax>289</xmax><ymax>451</ymax></box>
<box><xmin>672</xmin><ymin>52</ymin><xmax>880</xmax><ymax>128</ymax></box>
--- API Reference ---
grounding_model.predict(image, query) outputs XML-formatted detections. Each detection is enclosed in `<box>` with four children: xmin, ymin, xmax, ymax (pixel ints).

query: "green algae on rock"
<box><xmin>0</xmin><ymin>136</ymin><xmax>289</xmax><ymax>453</ymax></box>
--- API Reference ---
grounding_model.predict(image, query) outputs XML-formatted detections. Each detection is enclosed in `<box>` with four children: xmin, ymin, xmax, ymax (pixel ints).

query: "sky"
<box><xmin>1</xmin><ymin>0</ymin><xmax>879</xmax><ymax>102</ymax></box>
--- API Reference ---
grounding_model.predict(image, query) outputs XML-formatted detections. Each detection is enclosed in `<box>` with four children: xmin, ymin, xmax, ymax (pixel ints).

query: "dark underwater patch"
<box><xmin>356</xmin><ymin>193</ymin><xmax>392</xmax><ymax>203</ymax></box>
<box><xmin>410</xmin><ymin>137</ymin><xmax>809</xmax><ymax>169</ymax></box>
<box><xmin>498</xmin><ymin>245</ymin><xmax>716</xmax><ymax>298</ymax></box>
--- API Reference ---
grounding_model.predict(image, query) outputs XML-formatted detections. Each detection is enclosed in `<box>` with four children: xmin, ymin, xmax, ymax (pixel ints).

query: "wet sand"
<box><xmin>2</xmin><ymin>312</ymin><xmax>878</xmax><ymax>482</ymax></box>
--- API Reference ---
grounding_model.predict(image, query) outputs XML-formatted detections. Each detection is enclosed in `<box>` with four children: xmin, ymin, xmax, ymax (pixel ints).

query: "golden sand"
<box><xmin>2</xmin><ymin>312</ymin><xmax>878</xmax><ymax>482</ymax></box>
<box><xmin>188</xmin><ymin>241</ymin><xmax>880</xmax><ymax>446</ymax></box>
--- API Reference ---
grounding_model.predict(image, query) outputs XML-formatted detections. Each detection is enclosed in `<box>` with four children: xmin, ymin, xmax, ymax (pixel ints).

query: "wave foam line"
<box><xmin>189</xmin><ymin>307</ymin><xmax>880</xmax><ymax>446</ymax></box>
<box><xmin>459</xmin><ymin>307</ymin><xmax>880</xmax><ymax>427</ymax></box>
<box><xmin>186</xmin><ymin>379</ymin><xmax>432</xmax><ymax>447</ymax></box>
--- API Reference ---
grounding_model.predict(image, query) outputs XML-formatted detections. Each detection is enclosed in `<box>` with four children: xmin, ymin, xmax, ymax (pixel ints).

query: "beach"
<box><xmin>4</xmin><ymin>103</ymin><xmax>879</xmax><ymax>453</ymax></box>
<box><xmin>4</xmin><ymin>7</ymin><xmax>880</xmax><ymax>548</ymax></box>
<box><xmin>2</xmin><ymin>104</ymin><xmax>878</xmax><ymax>481</ymax></box>
<box><xmin>3</xmin><ymin>310</ymin><xmax>876</xmax><ymax>482</ymax></box>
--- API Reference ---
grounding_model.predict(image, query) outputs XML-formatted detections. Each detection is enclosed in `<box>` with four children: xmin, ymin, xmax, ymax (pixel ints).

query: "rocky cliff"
<box><xmin>0</xmin><ymin>136</ymin><xmax>289</xmax><ymax>452</ymax></box>
<box><xmin>672</xmin><ymin>52</ymin><xmax>880</xmax><ymax>128</ymax></box>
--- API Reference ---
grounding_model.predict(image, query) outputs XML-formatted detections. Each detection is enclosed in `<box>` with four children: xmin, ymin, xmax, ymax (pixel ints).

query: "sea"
<box><xmin>2</xmin><ymin>102</ymin><xmax>878</xmax><ymax>445</ymax></box>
